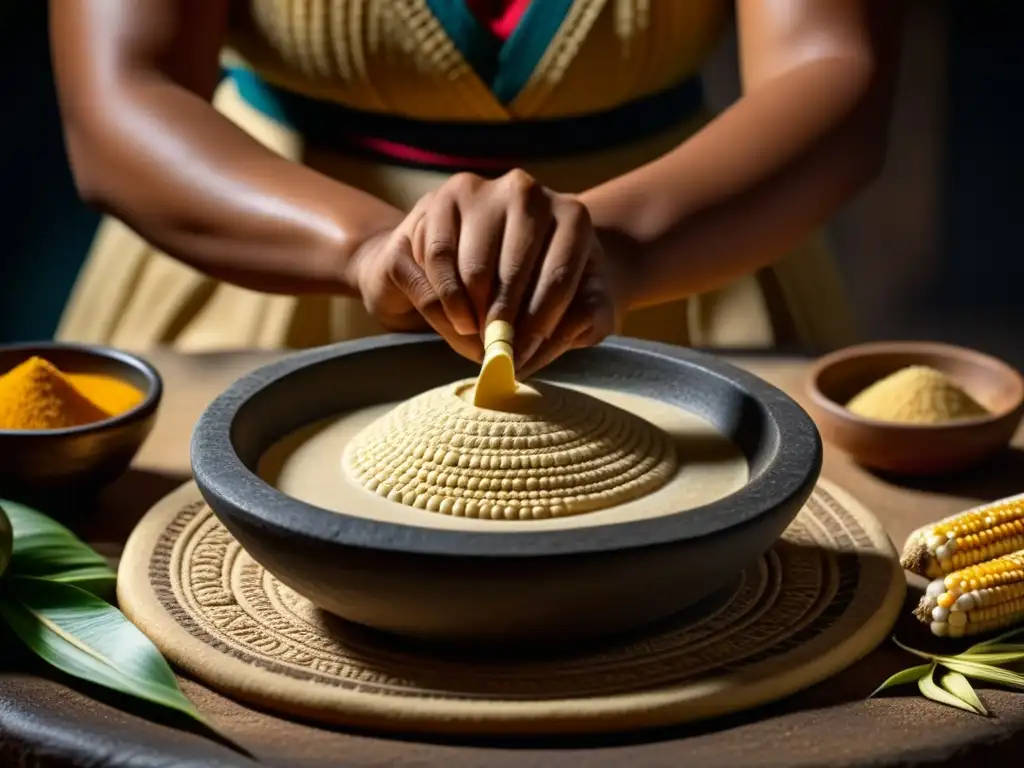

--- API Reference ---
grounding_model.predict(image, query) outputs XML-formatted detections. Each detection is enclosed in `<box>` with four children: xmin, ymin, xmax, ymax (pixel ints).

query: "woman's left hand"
<box><xmin>406</xmin><ymin>169</ymin><xmax>630</xmax><ymax>376</ymax></box>
<box><xmin>513</xmin><ymin>252</ymin><xmax>627</xmax><ymax>379</ymax></box>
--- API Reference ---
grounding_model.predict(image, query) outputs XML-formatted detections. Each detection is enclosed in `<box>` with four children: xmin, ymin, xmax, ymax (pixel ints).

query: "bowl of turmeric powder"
<box><xmin>0</xmin><ymin>342</ymin><xmax>162</xmax><ymax>501</ymax></box>
<box><xmin>806</xmin><ymin>341</ymin><xmax>1024</xmax><ymax>475</ymax></box>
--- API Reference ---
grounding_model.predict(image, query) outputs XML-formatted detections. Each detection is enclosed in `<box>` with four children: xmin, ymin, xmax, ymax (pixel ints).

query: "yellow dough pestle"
<box><xmin>473</xmin><ymin>320</ymin><xmax>518</xmax><ymax>410</ymax></box>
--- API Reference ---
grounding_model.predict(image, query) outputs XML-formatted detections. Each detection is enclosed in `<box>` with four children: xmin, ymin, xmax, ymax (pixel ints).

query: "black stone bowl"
<box><xmin>0</xmin><ymin>342</ymin><xmax>162</xmax><ymax>508</ymax></box>
<box><xmin>191</xmin><ymin>335</ymin><xmax>821</xmax><ymax>645</ymax></box>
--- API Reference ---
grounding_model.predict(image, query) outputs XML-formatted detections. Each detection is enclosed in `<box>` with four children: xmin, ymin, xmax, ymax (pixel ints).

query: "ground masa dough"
<box><xmin>259</xmin><ymin>382</ymin><xmax>750</xmax><ymax>532</ymax></box>
<box><xmin>343</xmin><ymin>379</ymin><xmax>679</xmax><ymax>520</ymax></box>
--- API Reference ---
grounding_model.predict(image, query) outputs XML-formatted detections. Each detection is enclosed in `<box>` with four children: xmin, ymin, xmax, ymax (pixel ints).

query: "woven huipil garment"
<box><xmin>57</xmin><ymin>0</ymin><xmax>856</xmax><ymax>352</ymax></box>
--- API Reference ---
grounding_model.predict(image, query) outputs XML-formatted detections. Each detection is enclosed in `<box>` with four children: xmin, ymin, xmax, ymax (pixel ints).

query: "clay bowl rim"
<box><xmin>191</xmin><ymin>333</ymin><xmax>822</xmax><ymax>559</ymax></box>
<box><xmin>0</xmin><ymin>341</ymin><xmax>164</xmax><ymax>437</ymax></box>
<box><xmin>806</xmin><ymin>340</ymin><xmax>1024</xmax><ymax>432</ymax></box>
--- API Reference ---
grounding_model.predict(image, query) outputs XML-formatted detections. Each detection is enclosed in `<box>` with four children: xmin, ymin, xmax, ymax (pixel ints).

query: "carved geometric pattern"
<box><xmin>142</xmin><ymin>482</ymin><xmax>899</xmax><ymax>708</ymax></box>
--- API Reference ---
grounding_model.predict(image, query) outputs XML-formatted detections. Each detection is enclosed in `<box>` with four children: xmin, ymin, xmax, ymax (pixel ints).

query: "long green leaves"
<box><xmin>874</xmin><ymin>660</ymin><xmax>989</xmax><ymax>715</ymax></box>
<box><xmin>1</xmin><ymin>499</ymin><xmax>115</xmax><ymax>598</ymax></box>
<box><xmin>938</xmin><ymin>669</ymin><xmax>988</xmax><ymax>715</ymax></box>
<box><xmin>0</xmin><ymin>576</ymin><xmax>202</xmax><ymax>721</ymax></box>
<box><xmin>967</xmin><ymin>625</ymin><xmax>1024</xmax><ymax>650</ymax></box>
<box><xmin>919</xmin><ymin>666</ymin><xmax>982</xmax><ymax>714</ymax></box>
<box><xmin>0</xmin><ymin>498</ymin><xmax>245</xmax><ymax>755</ymax></box>
<box><xmin>873</xmin><ymin>629</ymin><xmax>1024</xmax><ymax>715</ymax></box>
<box><xmin>872</xmin><ymin>663</ymin><xmax>933</xmax><ymax>697</ymax></box>
<box><xmin>0</xmin><ymin>503</ymin><xmax>11</xmax><ymax>580</ymax></box>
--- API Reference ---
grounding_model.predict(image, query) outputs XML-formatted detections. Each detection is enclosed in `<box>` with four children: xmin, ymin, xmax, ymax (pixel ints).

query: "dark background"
<box><xmin>2</xmin><ymin>1</ymin><xmax>1021</xmax><ymax>364</ymax></box>
<box><xmin>702</xmin><ymin>0</ymin><xmax>1022</xmax><ymax>366</ymax></box>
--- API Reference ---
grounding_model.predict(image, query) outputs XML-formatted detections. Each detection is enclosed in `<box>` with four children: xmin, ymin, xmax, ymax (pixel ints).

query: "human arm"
<box><xmin>410</xmin><ymin>0</ymin><xmax>903</xmax><ymax>377</ymax></box>
<box><xmin>50</xmin><ymin>0</ymin><xmax>610</xmax><ymax>361</ymax></box>
<box><xmin>578</xmin><ymin>0</ymin><xmax>903</xmax><ymax>310</ymax></box>
<box><xmin>49</xmin><ymin>0</ymin><xmax>405</xmax><ymax>297</ymax></box>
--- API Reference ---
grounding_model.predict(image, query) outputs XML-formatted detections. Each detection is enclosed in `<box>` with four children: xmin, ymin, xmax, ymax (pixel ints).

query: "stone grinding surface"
<box><xmin>258</xmin><ymin>383</ymin><xmax>750</xmax><ymax>532</ymax></box>
<box><xmin>117</xmin><ymin>479</ymin><xmax>905</xmax><ymax>736</ymax></box>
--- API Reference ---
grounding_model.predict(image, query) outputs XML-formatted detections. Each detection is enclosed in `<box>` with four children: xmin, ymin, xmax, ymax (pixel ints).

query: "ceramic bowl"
<box><xmin>0</xmin><ymin>342</ymin><xmax>163</xmax><ymax>503</ymax></box>
<box><xmin>191</xmin><ymin>335</ymin><xmax>822</xmax><ymax>645</ymax></box>
<box><xmin>806</xmin><ymin>341</ymin><xmax>1024</xmax><ymax>475</ymax></box>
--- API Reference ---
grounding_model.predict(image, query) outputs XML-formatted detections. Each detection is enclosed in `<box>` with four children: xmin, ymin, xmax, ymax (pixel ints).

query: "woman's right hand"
<box><xmin>351</xmin><ymin>215</ymin><xmax>488</xmax><ymax>363</ymax></box>
<box><xmin>353</xmin><ymin>169</ymin><xmax>626</xmax><ymax>371</ymax></box>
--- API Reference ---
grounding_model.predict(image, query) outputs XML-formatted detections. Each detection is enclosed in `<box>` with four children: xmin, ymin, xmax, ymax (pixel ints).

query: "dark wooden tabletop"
<box><xmin>4</xmin><ymin>348</ymin><xmax>1024</xmax><ymax>768</ymax></box>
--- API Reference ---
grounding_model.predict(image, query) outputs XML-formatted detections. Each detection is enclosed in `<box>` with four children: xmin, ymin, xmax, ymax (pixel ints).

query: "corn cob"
<box><xmin>915</xmin><ymin>551</ymin><xmax>1024</xmax><ymax>637</ymax></box>
<box><xmin>901</xmin><ymin>493</ymin><xmax>1024</xmax><ymax>578</ymax></box>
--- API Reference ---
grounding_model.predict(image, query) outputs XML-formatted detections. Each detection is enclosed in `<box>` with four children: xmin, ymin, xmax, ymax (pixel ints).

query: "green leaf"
<box><xmin>0</xmin><ymin>499</ymin><xmax>115</xmax><ymax>582</ymax></box>
<box><xmin>964</xmin><ymin>643</ymin><xmax>1024</xmax><ymax>655</ymax></box>
<box><xmin>939</xmin><ymin>669</ymin><xmax>988</xmax><ymax>716</ymax></box>
<box><xmin>44</xmin><ymin>566</ymin><xmax>118</xmax><ymax>600</ymax></box>
<box><xmin>892</xmin><ymin>636</ymin><xmax>939</xmax><ymax>661</ymax></box>
<box><xmin>0</xmin><ymin>576</ymin><xmax>201</xmax><ymax>721</ymax></box>
<box><xmin>0</xmin><ymin>503</ymin><xmax>11</xmax><ymax>580</ymax></box>
<box><xmin>918</xmin><ymin>665</ymin><xmax>983</xmax><ymax>714</ymax></box>
<box><xmin>943</xmin><ymin>658</ymin><xmax>1024</xmax><ymax>691</ymax></box>
<box><xmin>870</xmin><ymin>663</ymin><xmax>933</xmax><ymax>697</ymax></box>
<box><xmin>955</xmin><ymin>649</ymin><xmax>1024</xmax><ymax>666</ymax></box>
<box><xmin>967</xmin><ymin>626</ymin><xmax>1024</xmax><ymax>651</ymax></box>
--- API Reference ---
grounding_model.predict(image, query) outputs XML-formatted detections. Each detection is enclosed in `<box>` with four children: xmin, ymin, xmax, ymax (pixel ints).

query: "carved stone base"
<box><xmin>118</xmin><ymin>480</ymin><xmax>905</xmax><ymax>736</ymax></box>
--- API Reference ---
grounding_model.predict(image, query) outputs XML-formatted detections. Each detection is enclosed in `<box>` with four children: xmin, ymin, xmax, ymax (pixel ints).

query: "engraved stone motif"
<box><xmin>149</xmin><ymin>484</ymin><xmax>887</xmax><ymax>701</ymax></box>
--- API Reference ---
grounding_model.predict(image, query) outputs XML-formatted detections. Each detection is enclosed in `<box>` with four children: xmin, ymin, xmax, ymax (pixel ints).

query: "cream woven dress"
<box><xmin>55</xmin><ymin>0</ymin><xmax>857</xmax><ymax>354</ymax></box>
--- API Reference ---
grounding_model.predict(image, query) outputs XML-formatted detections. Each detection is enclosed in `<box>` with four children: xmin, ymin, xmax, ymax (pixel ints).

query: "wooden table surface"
<box><xmin>5</xmin><ymin>348</ymin><xmax>1024</xmax><ymax>768</ymax></box>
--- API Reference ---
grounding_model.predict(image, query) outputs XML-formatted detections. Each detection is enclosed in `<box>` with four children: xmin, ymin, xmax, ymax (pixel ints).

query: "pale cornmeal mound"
<box><xmin>846</xmin><ymin>365</ymin><xmax>990</xmax><ymax>424</ymax></box>
<box><xmin>342</xmin><ymin>379</ymin><xmax>679</xmax><ymax>521</ymax></box>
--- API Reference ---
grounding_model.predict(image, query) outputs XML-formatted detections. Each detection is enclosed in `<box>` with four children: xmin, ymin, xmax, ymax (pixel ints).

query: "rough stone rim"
<box><xmin>191</xmin><ymin>334</ymin><xmax>822</xmax><ymax>558</ymax></box>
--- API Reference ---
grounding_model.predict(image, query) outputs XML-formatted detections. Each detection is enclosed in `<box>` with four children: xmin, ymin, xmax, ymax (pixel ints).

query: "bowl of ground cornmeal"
<box><xmin>191</xmin><ymin>332</ymin><xmax>821</xmax><ymax>645</ymax></box>
<box><xmin>806</xmin><ymin>341</ymin><xmax>1024</xmax><ymax>475</ymax></box>
<box><xmin>0</xmin><ymin>342</ymin><xmax>162</xmax><ymax>501</ymax></box>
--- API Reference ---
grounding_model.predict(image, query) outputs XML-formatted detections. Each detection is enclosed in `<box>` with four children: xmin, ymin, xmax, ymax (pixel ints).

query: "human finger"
<box><xmin>514</xmin><ymin>197</ymin><xmax>591</xmax><ymax>359</ymax></box>
<box><xmin>515</xmin><ymin>305</ymin><xmax>590</xmax><ymax>381</ymax></box>
<box><xmin>517</xmin><ymin>273</ymin><xmax>615</xmax><ymax>378</ymax></box>
<box><xmin>387</xmin><ymin>236</ymin><xmax>483</xmax><ymax>361</ymax></box>
<box><xmin>454</xmin><ymin>209</ymin><xmax>505</xmax><ymax>332</ymax></box>
<box><xmin>567</xmin><ymin>273</ymin><xmax>618</xmax><ymax>349</ymax></box>
<box><xmin>486</xmin><ymin>170</ymin><xmax>553</xmax><ymax>333</ymax></box>
<box><xmin>417</xmin><ymin>194</ymin><xmax>478</xmax><ymax>336</ymax></box>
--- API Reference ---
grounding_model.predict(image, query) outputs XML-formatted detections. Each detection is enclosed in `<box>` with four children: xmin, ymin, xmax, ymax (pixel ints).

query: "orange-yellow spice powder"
<box><xmin>0</xmin><ymin>357</ymin><xmax>142</xmax><ymax>430</ymax></box>
<box><xmin>67</xmin><ymin>373</ymin><xmax>143</xmax><ymax>416</ymax></box>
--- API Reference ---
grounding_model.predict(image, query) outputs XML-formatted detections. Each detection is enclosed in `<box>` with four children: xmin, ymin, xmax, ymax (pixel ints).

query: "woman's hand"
<box><xmin>354</xmin><ymin>169</ymin><xmax>630</xmax><ymax>375</ymax></box>
<box><xmin>351</xmin><ymin>220</ymin><xmax>486</xmax><ymax>363</ymax></box>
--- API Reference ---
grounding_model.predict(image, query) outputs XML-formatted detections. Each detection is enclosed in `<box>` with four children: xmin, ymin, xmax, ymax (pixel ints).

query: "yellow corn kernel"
<box><xmin>900</xmin><ymin>493</ymin><xmax>1024</xmax><ymax>578</ymax></box>
<box><xmin>916</xmin><ymin>551</ymin><xmax>1024</xmax><ymax>637</ymax></box>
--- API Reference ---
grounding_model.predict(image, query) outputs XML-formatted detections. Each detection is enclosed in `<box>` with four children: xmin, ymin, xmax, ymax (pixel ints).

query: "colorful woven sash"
<box><xmin>227</xmin><ymin>66</ymin><xmax>704</xmax><ymax>174</ymax></box>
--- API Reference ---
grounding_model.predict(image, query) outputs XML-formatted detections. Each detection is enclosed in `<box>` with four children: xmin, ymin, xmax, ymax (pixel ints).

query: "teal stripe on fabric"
<box><xmin>423</xmin><ymin>0</ymin><xmax>500</xmax><ymax>85</ymax></box>
<box><xmin>230</xmin><ymin>67</ymin><xmax>294</xmax><ymax>128</ymax></box>
<box><xmin>491</xmin><ymin>0</ymin><xmax>575</xmax><ymax>104</ymax></box>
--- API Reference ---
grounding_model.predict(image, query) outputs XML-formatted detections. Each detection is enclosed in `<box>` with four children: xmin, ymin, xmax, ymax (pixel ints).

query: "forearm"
<box><xmin>581</xmin><ymin>56</ymin><xmax>892</xmax><ymax>310</ymax></box>
<box><xmin>63</xmin><ymin>81</ymin><xmax>403</xmax><ymax>296</ymax></box>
